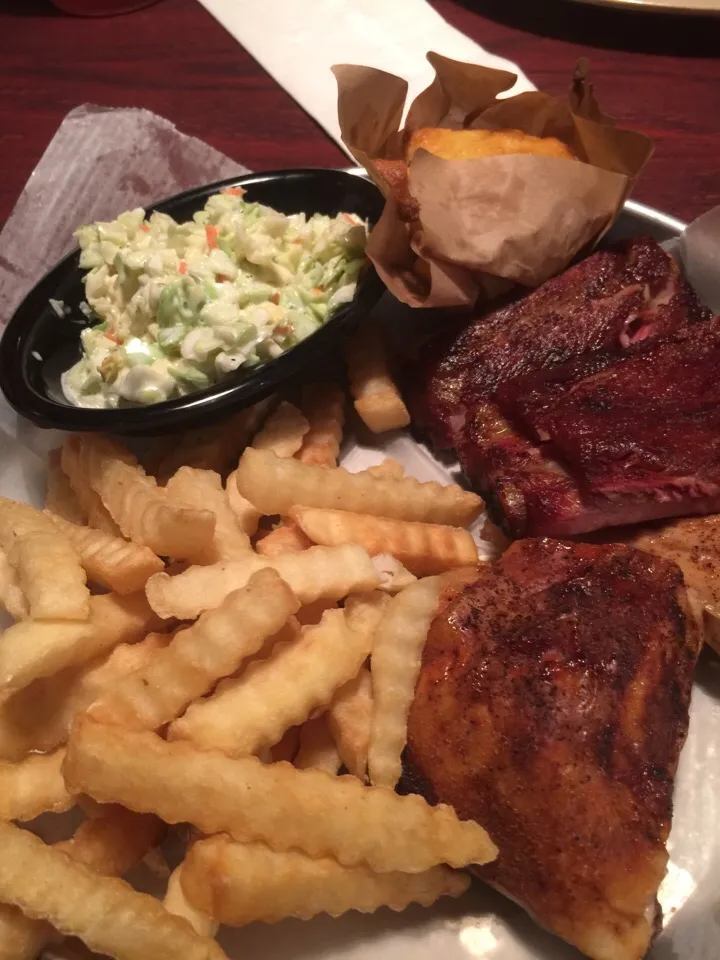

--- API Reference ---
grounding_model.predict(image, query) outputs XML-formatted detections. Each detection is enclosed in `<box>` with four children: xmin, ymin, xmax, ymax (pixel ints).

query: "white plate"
<box><xmin>15</xmin><ymin>198</ymin><xmax>719</xmax><ymax>960</ymax></box>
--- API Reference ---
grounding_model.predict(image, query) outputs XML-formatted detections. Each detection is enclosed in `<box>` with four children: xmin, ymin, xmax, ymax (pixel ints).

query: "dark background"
<box><xmin>1</xmin><ymin>0</ymin><xmax>719</xmax><ymax>224</ymax></box>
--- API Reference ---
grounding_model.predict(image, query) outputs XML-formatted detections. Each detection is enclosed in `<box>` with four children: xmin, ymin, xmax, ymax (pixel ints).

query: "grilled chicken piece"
<box><xmin>405</xmin><ymin>538</ymin><xmax>703</xmax><ymax>960</ymax></box>
<box><xmin>629</xmin><ymin>513</ymin><xmax>720</xmax><ymax>655</ymax></box>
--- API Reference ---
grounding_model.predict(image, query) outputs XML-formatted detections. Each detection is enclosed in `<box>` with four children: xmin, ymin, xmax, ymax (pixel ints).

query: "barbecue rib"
<box><xmin>405</xmin><ymin>538</ymin><xmax>703</xmax><ymax>960</ymax></box>
<box><xmin>401</xmin><ymin>235</ymin><xmax>709</xmax><ymax>451</ymax></box>
<box><xmin>399</xmin><ymin>236</ymin><xmax>713</xmax><ymax>538</ymax></box>
<box><xmin>467</xmin><ymin>314</ymin><xmax>720</xmax><ymax>537</ymax></box>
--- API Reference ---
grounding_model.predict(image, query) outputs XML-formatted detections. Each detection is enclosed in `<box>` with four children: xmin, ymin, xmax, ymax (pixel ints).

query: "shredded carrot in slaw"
<box><xmin>205</xmin><ymin>225</ymin><xmax>219</xmax><ymax>250</ymax></box>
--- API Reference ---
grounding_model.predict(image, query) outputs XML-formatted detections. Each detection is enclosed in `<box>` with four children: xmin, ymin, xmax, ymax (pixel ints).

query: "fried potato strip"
<box><xmin>371</xmin><ymin>553</ymin><xmax>417</xmax><ymax>593</ymax></box>
<box><xmin>181</xmin><ymin>835</ymin><xmax>470</xmax><ymax>925</ymax></box>
<box><xmin>0</xmin><ymin>750</ymin><xmax>74</xmax><ymax>821</ymax></box>
<box><xmin>0</xmin><ymin>548</ymin><xmax>27</xmax><ymax>620</ymax></box>
<box><xmin>147</xmin><ymin>400</ymin><xmax>271</xmax><ymax>484</ymax></box>
<box><xmin>0</xmin><ymin>807</ymin><xmax>162</xmax><ymax>960</ymax></box>
<box><xmin>294</xmin><ymin>715</ymin><xmax>342</xmax><ymax>774</ymax></box>
<box><xmin>164</xmin><ymin>864</ymin><xmax>218</xmax><ymax>939</ymax></box>
<box><xmin>145</xmin><ymin>544</ymin><xmax>379</xmax><ymax>620</ymax></box>
<box><xmin>255</xmin><ymin>520</ymin><xmax>312</xmax><ymax>558</ymax></box>
<box><xmin>346</xmin><ymin>324</ymin><xmax>410</xmax><ymax>433</ymax></box>
<box><xmin>368</xmin><ymin>577</ymin><xmax>444</xmax><ymax>788</ymax></box>
<box><xmin>0</xmin><ymin>591</ymin><xmax>159</xmax><ymax>696</ymax></box>
<box><xmin>10</xmin><ymin>530</ymin><xmax>89</xmax><ymax>621</ymax></box>
<box><xmin>0</xmin><ymin>498</ymin><xmax>89</xmax><ymax>621</ymax></box>
<box><xmin>252</xmin><ymin>401</ymin><xmax>309</xmax><ymax>458</ymax></box>
<box><xmin>46</xmin><ymin>449</ymin><xmax>86</xmax><ymax>525</ymax></box>
<box><xmin>236</xmin><ymin>448</ymin><xmax>482</xmax><ymax>525</ymax></box>
<box><xmin>169</xmin><ymin>599</ymin><xmax>381</xmax><ymax>756</ymax></box>
<box><xmin>65</xmin><ymin>719</ymin><xmax>497</xmax><ymax>873</ymax></box>
<box><xmin>77</xmin><ymin>435</ymin><xmax>216</xmax><ymax>559</ymax></box>
<box><xmin>46</xmin><ymin>512</ymin><xmax>164</xmax><ymax>595</ymax></box>
<box><xmin>96</xmin><ymin>461</ymin><xmax>216</xmax><ymax>560</ymax></box>
<box><xmin>224</xmin><ymin>470</ymin><xmax>261</xmax><ymax>536</ymax></box>
<box><xmin>165</xmin><ymin>467</ymin><xmax>251</xmax><ymax>562</ymax></box>
<box><xmin>270</xmin><ymin>726</ymin><xmax>301</xmax><ymax>763</ymax></box>
<box><xmin>291</xmin><ymin>506</ymin><xmax>478</xmax><ymax>576</ymax></box>
<box><xmin>0</xmin><ymin>634</ymin><xmax>170</xmax><ymax>762</ymax></box>
<box><xmin>60</xmin><ymin>438</ymin><xmax>122</xmax><ymax>536</ymax></box>
<box><xmin>0</xmin><ymin>822</ymin><xmax>226</xmax><ymax>960</ymax></box>
<box><xmin>297</xmin><ymin>382</ymin><xmax>345</xmax><ymax>467</ymax></box>
<box><xmin>89</xmin><ymin>570</ymin><xmax>299</xmax><ymax>731</ymax></box>
<box><xmin>328</xmin><ymin>666</ymin><xmax>373</xmax><ymax>780</ymax></box>
<box><xmin>365</xmin><ymin>459</ymin><xmax>405</xmax><ymax>480</ymax></box>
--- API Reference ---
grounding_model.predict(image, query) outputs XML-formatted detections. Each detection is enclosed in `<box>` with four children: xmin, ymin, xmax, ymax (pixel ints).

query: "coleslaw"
<box><xmin>61</xmin><ymin>189</ymin><xmax>367</xmax><ymax>408</ymax></box>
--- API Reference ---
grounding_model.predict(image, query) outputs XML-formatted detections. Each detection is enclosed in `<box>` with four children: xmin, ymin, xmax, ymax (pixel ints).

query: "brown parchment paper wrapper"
<box><xmin>333</xmin><ymin>54</ymin><xmax>654</xmax><ymax>308</ymax></box>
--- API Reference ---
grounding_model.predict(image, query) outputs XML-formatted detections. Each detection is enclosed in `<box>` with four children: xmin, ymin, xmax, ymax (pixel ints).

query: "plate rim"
<box><xmin>565</xmin><ymin>0</ymin><xmax>720</xmax><ymax>13</ymax></box>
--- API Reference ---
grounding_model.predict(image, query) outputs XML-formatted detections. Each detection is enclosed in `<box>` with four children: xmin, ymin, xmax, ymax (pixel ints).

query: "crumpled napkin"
<box><xmin>0</xmin><ymin>104</ymin><xmax>247</xmax><ymax>325</ymax></box>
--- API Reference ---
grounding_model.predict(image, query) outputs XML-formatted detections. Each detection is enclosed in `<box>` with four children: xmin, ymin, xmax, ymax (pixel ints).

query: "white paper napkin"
<box><xmin>196</xmin><ymin>0</ymin><xmax>535</xmax><ymax>153</ymax></box>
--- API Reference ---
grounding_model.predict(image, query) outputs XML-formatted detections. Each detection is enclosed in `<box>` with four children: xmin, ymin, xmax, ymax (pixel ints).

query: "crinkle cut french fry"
<box><xmin>368</xmin><ymin>577</ymin><xmax>444</xmax><ymax>789</ymax></box>
<box><xmin>46</xmin><ymin>449</ymin><xmax>86</xmax><ymax>525</ymax></box>
<box><xmin>0</xmin><ymin>548</ymin><xmax>27</xmax><ymax>620</ymax></box>
<box><xmin>165</xmin><ymin>467</ymin><xmax>250</xmax><ymax>561</ymax></box>
<box><xmin>78</xmin><ymin>435</ymin><xmax>216</xmax><ymax>559</ymax></box>
<box><xmin>181</xmin><ymin>835</ymin><xmax>470</xmax><ymax>925</ymax></box>
<box><xmin>236</xmin><ymin>448</ymin><xmax>482</xmax><ymax>526</ymax></box>
<box><xmin>0</xmin><ymin>591</ymin><xmax>160</xmax><ymax>697</ymax></box>
<box><xmin>224</xmin><ymin>470</ymin><xmax>262</xmax><ymax>536</ymax></box>
<box><xmin>270</xmin><ymin>726</ymin><xmax>301</xmax><ymax>763</ymax></box>
<box><xmin>0</xmin><ymin>497</ymin><xmax>49</xmax><ymax>543</ymax></box>
<box><xmin>255</xmin><ymin>520</ymin><xmax>312</xmax><ymax>558</ymax></box>
<box><xmin>0</xmin><ymin>749</ymin><xmax>74</xmax><ymax>821</ymax></box>
<box><xmin>0</xmin><ymin>633</ymin><xmax>170</xmax><ymax>762</ymax></box>
<box><xmin>252</xmin><ymin>401</ymin><xmax>309</xmax><ymax>458</ymax></box>
<box><xmin>88</xmin><ymin>570</ymin><xmax>299</xmax><ymax>731</ymax></box>
<box><xmin>0</xmin><ymin>822</ymin><xmax>227</xmax><ymax>960</ymax></box>
<box><xmin>346</xmin><ymin>323</ymin><xmax>410</xmax><ymax>433</ymax></box>
<box><xmin>0</xmin><ymin>499</ymin><xmax>89</xmax><ymax>620</ymax></box>
<box><xmin>64</xmin><ymin>719</ymin><xmax>498</xmax><ymax>873</ymax></box>
<box><xmin>45</xmin><ymin>512</ymin><xmax>164</xmax><ymax>595</ymax></box>
<box><xmin>294</xmin><ymin>715</ymin><xmax>342</xmax><ymax>774</ymax></box>
<box><xmin>365</xmin><ymin>459</ymin><xmax>405</xmax><ymax>480</ymax></box>
<box><xmin>328</xmin><ymin>666</ymin><xmax>373</xmax><ymax>780</ymax></box>
<box><xmin>60</xmin><ymin>438</ymin><xmax>122</xmax><ymax>536</ymax></box>
<box><xmin>164</xmin><ymin>864</ymin><xmax>218</xmax><ymax>939</ymax></box>
<box><xmin>291</xmin><ymin>505</ymin><xmax>479</xmax><ymax>576</ymax></box>
<box><xmin>0</xmin><ymin>806</ymin><xmax>163</xmax><ymax>960</ymax></box>
<box><xmin>0</xmin><ymin>621</ymin><xmax>94</xmax><ymax>696</ymax></box>
<box><xmin>59</xmin><ymin>806</ymin><xmax>165</xmax><ymax>876</ymax></box>
<box><xmin>296</xmin><ymin>598</ymin><xmax>337</xmax><ymax>625</ymax></box>
<box><xmin>148</xmin><ymin>399</ymin><xmax>272</xmax><ymax>484</ymax></box>
<box><xmin>145</xmin><ymin>544</ymin><xmax>379</xmax><ymax>620</ymax></box>
<box><xmin>371</xmin><ymin>554</ymin><xmax>417</xmax><ymax>593</ymax></box>
<box><xmin>10</xmin><ymin>530</ymin><xmax>90</xmax><ymax>621</ymax></box>
<box><xmin>168</xmin><ymin>602</ymin><xmax>378</xmax><ymax>757</ymax></box>
<box><xmin>297</xmin><ymin>382</ymin><xmax>345</xmax><ymax>467</ymax></box>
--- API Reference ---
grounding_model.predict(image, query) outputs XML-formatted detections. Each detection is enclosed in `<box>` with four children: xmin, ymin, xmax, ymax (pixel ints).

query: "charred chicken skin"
<box><xmin>405</xmin><ymin>538</ymin><xmax>702</xmax><ymax>960</ymax></box>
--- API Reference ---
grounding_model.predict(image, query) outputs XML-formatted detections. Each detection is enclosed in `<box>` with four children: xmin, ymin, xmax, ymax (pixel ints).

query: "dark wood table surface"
<box><xmin>1</xmin><ymin>0</ymin><xmax>719</xmax><ymax>229</ymax></box>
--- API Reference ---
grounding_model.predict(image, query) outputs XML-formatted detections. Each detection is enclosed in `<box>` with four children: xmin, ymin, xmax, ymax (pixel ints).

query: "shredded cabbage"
<box><xmin>62</xmin><ymin>190</ymin><xmax>367</xmax><ymax>408</ymax></box>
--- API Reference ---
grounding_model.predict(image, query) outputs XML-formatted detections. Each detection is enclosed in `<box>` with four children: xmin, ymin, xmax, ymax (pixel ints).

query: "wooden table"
<box><xmin>1</xmin><ymin>0</ymin><xmax>719</xmax><ymax>227</ymax></box>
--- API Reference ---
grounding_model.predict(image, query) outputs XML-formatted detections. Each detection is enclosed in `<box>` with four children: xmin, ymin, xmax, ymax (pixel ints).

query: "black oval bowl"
<box><xmin>0</xmin><ymin>169</ymin><xmax>385</xmax><ymax>435</ymax></box>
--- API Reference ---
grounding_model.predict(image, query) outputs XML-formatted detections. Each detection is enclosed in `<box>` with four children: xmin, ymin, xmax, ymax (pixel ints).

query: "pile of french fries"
<box><xmin>0</xmin><ymin>342</ymin><xmax>495</xmax><ymax>960</ymax></box>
